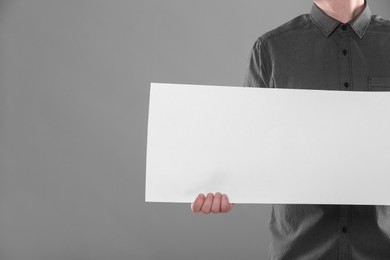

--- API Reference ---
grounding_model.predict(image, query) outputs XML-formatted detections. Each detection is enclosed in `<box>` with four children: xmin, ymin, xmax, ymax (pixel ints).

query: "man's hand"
<box><xmin>191</xmin><ymin>192</ymin><xmax>234</xmax><ymax>214</ymax></box>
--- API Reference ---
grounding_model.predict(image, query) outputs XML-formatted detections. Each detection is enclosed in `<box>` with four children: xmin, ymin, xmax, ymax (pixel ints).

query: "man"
<box><xmin>192</xmin><ymin>0</ymin><xmax>390</xmax><ymax>259</ymax></box>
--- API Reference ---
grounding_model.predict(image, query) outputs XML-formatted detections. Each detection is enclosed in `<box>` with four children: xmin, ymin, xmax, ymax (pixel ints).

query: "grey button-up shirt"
<box><xmin>244</xmin><ymin>2</ymin><xmax>390</xmax><ymax>259</ymax></box>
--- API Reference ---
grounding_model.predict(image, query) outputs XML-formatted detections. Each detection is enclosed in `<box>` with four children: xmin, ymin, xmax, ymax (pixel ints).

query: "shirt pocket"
<box><xmin>368</xmin><ymin>77</ymin><xmax>390</xmax><ymax>91</ymax></box>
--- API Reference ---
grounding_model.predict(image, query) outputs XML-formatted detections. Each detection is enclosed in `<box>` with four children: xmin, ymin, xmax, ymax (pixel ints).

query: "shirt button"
<box><xmin>341</xmin><ymin>24</ymin><xmax>348</xmax><ymax>31</ymax></box>
<box><xmin>343</xmin><ymin>49</ymin><xmax>348</xmax><ymax>56</ymax></box>
<box><xmin>342</xmin><ymin>226</ymin><xmax>348</xmax><ymax>233</ymax></box>
<box><xmin>344</xmin><ymin>82</ymin><xmax>349</xmax><ymax>88</ymax></box>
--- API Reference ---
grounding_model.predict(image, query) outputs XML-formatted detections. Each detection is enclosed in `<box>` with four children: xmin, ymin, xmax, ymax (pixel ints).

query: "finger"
<box><xmin>221</xmin><ymin>194</ymin><xmax>234</xmax><ymax>213</ymax></box>
<box><xmin>191</xmin><ymin>193</ymin><xmax>205</xmax><ymax>213</ymax></box>
<box><xmin>201</xmin><ymin>193</ymin><xmax>214</xmax><ymax>214</ymax></box>
<box><xmin>211</xmin><ymin>192</ymin><xmax>222</xmax><ymax>213</ymax></box>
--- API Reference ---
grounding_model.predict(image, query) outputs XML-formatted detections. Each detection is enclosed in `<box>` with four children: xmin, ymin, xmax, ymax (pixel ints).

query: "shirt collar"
<box><xmin>310</xmin><ymin>1</ymin><xmax>372</xmax><ymax>39</ymax></box>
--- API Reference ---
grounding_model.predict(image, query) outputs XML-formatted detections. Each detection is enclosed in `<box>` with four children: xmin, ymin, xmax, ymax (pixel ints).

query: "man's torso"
<box><xmin>245</xmin><ymin>3</ymin><xmax>390</xmax><ymax>259</ymax></box>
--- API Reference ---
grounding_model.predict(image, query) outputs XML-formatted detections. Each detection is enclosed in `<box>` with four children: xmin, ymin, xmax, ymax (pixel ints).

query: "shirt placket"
<box><xmin>339</xmin><ymin>205</ymin><xmax>351</xmax><ymax>259</ymax></box>
<box><xmin>339</xmin><ymin>24</ymin><xmax>351</xmax><ymax>91</ymax></box>
<box><xmin>338</xmin><ymin>24</ymin><xmax>352</xmax><ymax>260</ymax></box>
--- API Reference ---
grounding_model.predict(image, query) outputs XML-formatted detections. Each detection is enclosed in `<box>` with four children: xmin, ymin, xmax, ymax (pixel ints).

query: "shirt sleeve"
<box><xmin>243</xmin><ymin>37</ymin><xmax>272</xmax><ymax>88</ymax></box>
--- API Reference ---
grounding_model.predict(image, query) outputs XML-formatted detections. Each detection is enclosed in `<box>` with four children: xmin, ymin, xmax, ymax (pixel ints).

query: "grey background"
<box><xmin>0</xmin><ymin>1</ymin><xmax>389</xmax><ymax>259</ymax></box>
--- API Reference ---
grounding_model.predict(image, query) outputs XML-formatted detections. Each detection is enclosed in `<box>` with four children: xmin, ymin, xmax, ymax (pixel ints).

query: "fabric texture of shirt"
<box><xmin>244</xmin><ymin>2</ymin><xmax>390</xmax><ymax>259</ymax></box>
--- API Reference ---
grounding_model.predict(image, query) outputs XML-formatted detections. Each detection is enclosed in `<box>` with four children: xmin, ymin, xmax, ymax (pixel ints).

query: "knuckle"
<box><xmin>211</xmin><ymin>208</ymin><xmax>220</xmax><ymax>213</ymax></box>
<box><xmin>221</xmin><ymin>205</ymin><xmax>229</xmax><ymax>213</ymax></box>
<box><xmin>202</xmin><ymin>209</ymin><xmax>210</xmax><ymax>214</ymax></box>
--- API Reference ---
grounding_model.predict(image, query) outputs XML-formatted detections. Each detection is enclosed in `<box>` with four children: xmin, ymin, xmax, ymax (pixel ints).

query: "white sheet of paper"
<box><xmin>145</xmin><ymin>83</ymin><xmax>390</xmax><ymax>205</ymax></box>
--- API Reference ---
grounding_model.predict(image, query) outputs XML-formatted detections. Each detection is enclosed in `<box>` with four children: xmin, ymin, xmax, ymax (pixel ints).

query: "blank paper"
<box><xmin>145</xmin><ymin>83</ymin><xmax>390</xmax><ymax>205</ymax></box>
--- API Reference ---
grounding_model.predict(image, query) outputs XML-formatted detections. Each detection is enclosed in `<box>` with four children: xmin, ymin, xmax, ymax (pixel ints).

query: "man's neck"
<box><xmin>313</xmin><ymin>0</ymin><xmax>365</xmax><ymax>23</ymax></box>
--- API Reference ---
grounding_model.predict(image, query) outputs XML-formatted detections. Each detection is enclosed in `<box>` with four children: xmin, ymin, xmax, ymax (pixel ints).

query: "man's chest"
<box><xmin>268</xmin><ymin>32</ymin><xmax>390</xmax><ymax>92</ymax></box>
